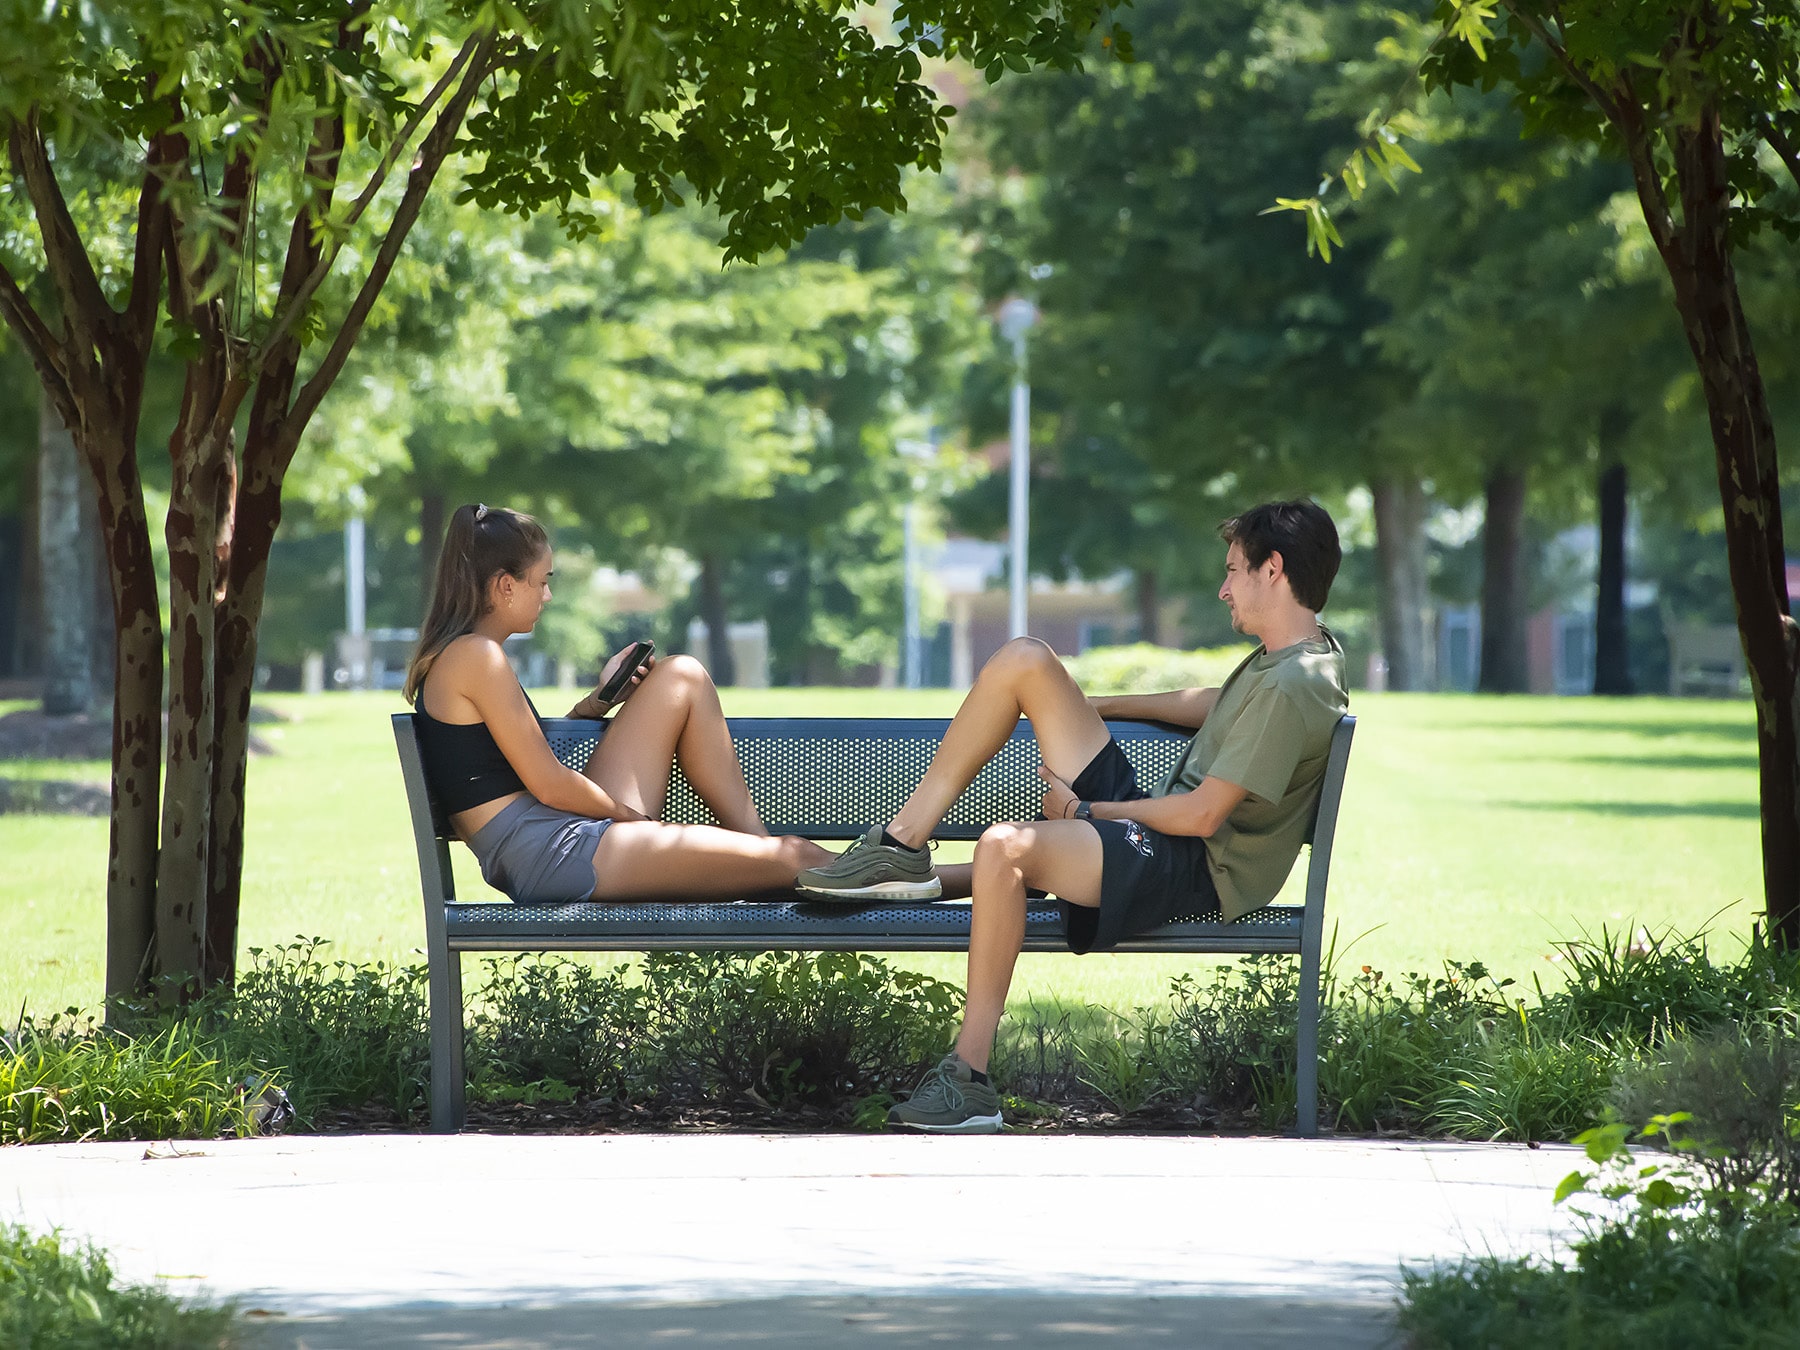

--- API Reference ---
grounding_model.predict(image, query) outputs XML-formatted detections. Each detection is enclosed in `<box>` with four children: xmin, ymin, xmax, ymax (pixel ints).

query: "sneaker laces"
<box><xmin>907</xmin><ymin>1058</ymin><xmax>970</xmax><ymax>1112</ymax></box>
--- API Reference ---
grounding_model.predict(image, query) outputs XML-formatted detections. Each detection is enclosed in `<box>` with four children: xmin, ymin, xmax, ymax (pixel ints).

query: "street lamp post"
<box><xmin>996</xmin><ymin>297</ymin><xmax>1039</xmax><ymax>640</ymax></box>
<box><xmin>343</xmin><ymin>486</ymin><xmax>369</xmax><ymax>689</ymax></box>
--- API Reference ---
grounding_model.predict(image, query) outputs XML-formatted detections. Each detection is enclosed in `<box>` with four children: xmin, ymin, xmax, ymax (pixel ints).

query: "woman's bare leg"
<box><xmin>582</xmin><ymin>655</ymin><xmax>764</xmax><ymax>832</ymax></box>
<box><xmin>589</xmin><ymin>821</ymin><xmax>829</xmax><ymax>899</ymax></box>
<box><xmin>954</xmin><ymin>820</ymin><xmax>1103</xmax><ymax>1073</ymax></box>
<box><xmin>888</xmin><ymin>638</ymin><xmax>1111</xmax><ymax>849</ymax></box>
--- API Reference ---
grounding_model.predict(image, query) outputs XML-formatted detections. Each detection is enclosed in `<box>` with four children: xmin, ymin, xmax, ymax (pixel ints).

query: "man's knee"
<box><xmin>975</xmin><ymin>821</ymin><xmax>1032</xmax><ymax>869</ymax></box>
<box><xmin>980</xmin><ymin>636</ymin><xmax>1061</xmax><ymax>687</ymax></box>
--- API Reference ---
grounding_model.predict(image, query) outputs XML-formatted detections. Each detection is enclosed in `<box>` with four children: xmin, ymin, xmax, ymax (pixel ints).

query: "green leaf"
<box><xmin>1553</xmin><ymin>1169</ymin><xmax>1590</xmax><ymax>1204</ymax></box>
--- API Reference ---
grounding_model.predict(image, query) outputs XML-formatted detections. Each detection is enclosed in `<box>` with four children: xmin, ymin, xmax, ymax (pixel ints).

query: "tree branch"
<box><xmin>123</xmin><ymin>112</ymin><xmax>184</xmax><ymax>363</ymax></box>
<box><xmin>1498</xmin><ymin>0</ymin><xmax>1625</xmax><ymax>125</ymax></box>
<box><xmin>0</xmin><ymin>263</ymin><xmax>77</xmax><ymax>428</ymax></box>
<box><xmin>251</xmin><ymin>26</ymin><xmax>490</xmax><ymax>378</ymax></box>
<box><xmin>1763</xmin><ymin>114</ymin><xmax>1800</xmax><ymax>196</ymax></box>
<box><xmin>277</xmin><ymin>29</ymin><xmax>498</xmax><ymax>462</ymax></box>
<box><xmin>1616</xmin><ymin>100</ymin><xmax>1682</xmax><ymax>273</ymax></box>
<box><xmin>219</xmin><ymin>44</ymin><xmax>281</xmax><ymax>252</ymax></box>
<box><xmin>7</xmin><ymin>114</ymin><xmax>118</xmax><ymax>356</ymax></box>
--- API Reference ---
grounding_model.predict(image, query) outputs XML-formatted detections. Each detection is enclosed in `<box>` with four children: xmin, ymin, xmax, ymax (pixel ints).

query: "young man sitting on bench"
<box><xmin>797</xmin><ymin>499</ymin><xmax>1350</xmax><ymax>1132</ymax></box>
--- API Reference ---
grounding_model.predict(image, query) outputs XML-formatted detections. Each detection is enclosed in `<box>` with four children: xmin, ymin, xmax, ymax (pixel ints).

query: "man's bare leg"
<box><xmin>952</xmin><ymin>819</ymin><xmax>1103</xmax><ymax>1072</ymax></box>
<box><xmin>887</xmin><ymin>638</ymin><xmax>1111</xmax><ymax>849</ymax></box>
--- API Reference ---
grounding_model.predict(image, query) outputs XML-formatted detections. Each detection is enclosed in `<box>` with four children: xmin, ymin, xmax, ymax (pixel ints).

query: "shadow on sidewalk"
<box><xmin>245</xmin><ymin>1292</ymin><xmax>1399</xmax><ymax>1349</ymax></box>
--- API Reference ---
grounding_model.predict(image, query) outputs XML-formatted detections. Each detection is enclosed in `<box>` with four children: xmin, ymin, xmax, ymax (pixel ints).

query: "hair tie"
<box><xmin>475</xmin><ymin>503</ymin><xmax>489</xmax><ymax>521</ymax></box>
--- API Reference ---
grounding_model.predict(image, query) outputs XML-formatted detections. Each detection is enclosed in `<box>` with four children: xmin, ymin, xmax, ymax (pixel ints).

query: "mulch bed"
<box><xmin>303</xmin><ymin>1096</ymin><xmax>1254</xmax><ymax>1136</ymax></box>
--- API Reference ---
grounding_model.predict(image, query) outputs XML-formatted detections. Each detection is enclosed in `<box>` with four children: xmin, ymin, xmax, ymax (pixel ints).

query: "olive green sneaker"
<box><xmin>887</xmin><ymin>1052</ymin><xmax>1003</xmax><ymax>1134</ymax></box>
<box><xmin>796</xmin><ymin>825</ymin><xmax>940</xmax><ymax>901</ymax></box>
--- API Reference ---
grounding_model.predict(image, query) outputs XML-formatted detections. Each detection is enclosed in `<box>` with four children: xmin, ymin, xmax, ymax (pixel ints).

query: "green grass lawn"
<box><xmin>0</xmin><ymin>688</ymin><xmax>1761</xmax><ymax>1019</ymax></box>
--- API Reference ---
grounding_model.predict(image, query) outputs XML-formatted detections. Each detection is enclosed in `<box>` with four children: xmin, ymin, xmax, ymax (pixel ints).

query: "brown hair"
<box><xmin>1219</xmin><ymin>500</ymin><xmax>1341</xmax><ymax>613</ymax></box>
<box><xmin>404</xmin><ymin>504</ymin><xmax>550</xmax><ymax>701</ymax></box>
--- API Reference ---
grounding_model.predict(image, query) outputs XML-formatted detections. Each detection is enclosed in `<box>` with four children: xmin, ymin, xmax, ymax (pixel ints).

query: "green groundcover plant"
<box><xmin>7</xmin><ymin>923</ymin><xmax>1800</xmax><ymax>1140</ymax></box>
<box><xmin>1399</xmin><ymin>1032</ymin><xmax>1800</xmax><ymax>1350</ymax></box>
<box><xmin>0</xmin><ymin>1224</ymin><xmax>235</xmax><ymax>1350</ymax></box>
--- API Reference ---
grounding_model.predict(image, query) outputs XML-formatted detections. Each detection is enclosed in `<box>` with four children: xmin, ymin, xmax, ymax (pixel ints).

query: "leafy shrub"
<box><xmin>991</xmin><ymin>998</ymin><xmax>1090</xmax><ymax>1104</ymax></box>
<box><xmin>0</xmin><ymin>1015</ymin><xmax>269</xmax><ymax>1145</ymax></box>
<box><xmin>1320</xmin><ymin>961</ymin><xmax>1521</xmax><ymax>1134</ymax></box>
<box><xmin>1156</xmin><ymin>957</ymin><xmax>1302</xmax><ymax>1123</ymax></box>
<box><xmin>469</xmin><ymin>955</ymin><xmax>653</xmax><ymax>1102</ymax></box>
<box><xmin>1427</xmin><ymin>1015</ymin><xmax>1616</xmax><ymax>1143</ymax></box>
<box><xmin>1538</xmin><ymin>925</ymin><xmax>1797</xmax><ymax>1042</ymax></box>
<box><xmin>202</xmin><ymin>940</ymin><xmax>429</xmax><ymax>1122</ymax></box>
<box><xmin>639</xmin><ymin>952</ymin><xmax>961</xmax><ymax>1110</ymax></box>
<box><xmin>0</xmin><ymin>1224</ymin><xmax>236</xmax><ymax>1349</ymax></box>
<box><xmin>1060</xmin><ymin>643</ymin><xmax>1252</xmax><ymax>697</ymax></box>
<box><xmin>1611</xmin><ymin>1026</ymin><xmax>1800</xmax><ymax>1215</ymax></box>
<box><xmin>1403</xmin><ymin>1026</ymin><xmax>1800</xmax><ymax>1349</ymax></box>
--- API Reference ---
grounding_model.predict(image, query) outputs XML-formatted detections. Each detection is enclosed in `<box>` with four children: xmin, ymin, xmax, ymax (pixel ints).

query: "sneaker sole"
<box><xmin>795</xmin><ymin>878</ymin><xmax>942</xmax><ymax>900</ymax></box>
<box><xmin>889</xmin><ymin>1113</ymin><xmax>1004</xmax><ymax>1134</ymax></box>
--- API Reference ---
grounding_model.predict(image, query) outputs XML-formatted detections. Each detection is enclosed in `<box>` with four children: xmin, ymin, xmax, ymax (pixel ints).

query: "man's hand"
<box><xmin>1037</xmin><ymin>764</ymin><xmax>1080</xmax><ymax>820</ymax></box>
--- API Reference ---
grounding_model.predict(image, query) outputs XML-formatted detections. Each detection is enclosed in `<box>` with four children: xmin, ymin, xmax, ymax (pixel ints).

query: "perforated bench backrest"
<box><xmin>402</xmin><ymin>715</ymin><xmax>1197</xmax><ymax>843</ymax></box>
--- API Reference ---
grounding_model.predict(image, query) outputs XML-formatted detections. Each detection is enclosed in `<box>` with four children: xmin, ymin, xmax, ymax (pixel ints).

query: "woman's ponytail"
<box><xmin>404</xmin><ymin>504</ymin><xmax>549</xmax><ymax>701</ymax></box>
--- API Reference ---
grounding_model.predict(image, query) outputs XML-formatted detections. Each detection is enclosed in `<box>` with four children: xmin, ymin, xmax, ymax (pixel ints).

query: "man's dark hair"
<box><xmin>1219</xmin><ymin>500</ymin><xmax>1341</xmax><ymax>612</ymax></box>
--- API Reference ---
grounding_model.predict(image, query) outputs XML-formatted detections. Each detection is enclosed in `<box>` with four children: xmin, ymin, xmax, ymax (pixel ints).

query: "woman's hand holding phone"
<box><xmin>597</xmin><ymin>640</ymin><xmax>656</xmax><ymax>704</ymax></box>
<box><xmin>569</xmin><ymin>640</ymin><xmax>654</xmax><ymax>718</ymax></box>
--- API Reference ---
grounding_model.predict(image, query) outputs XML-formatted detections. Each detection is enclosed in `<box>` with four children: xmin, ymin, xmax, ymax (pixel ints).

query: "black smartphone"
<box><xmin>597</xmin><ymin>640</ymin><xmax>654</xmax><ymax>702</ymax></box>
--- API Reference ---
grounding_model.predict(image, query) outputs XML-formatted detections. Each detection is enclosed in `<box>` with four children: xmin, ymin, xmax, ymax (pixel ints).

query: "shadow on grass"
<box><xmin>1560</xmin><ymin>753</ymin><xmax>1759</xmax><ymax>772</ymax></box>
<box><xmin>1516</xmin><ymin>717</ymin><xmax>1754</xmax><ymax>742</ymax></box>
<box><xmin>1502</xmin><ymin>799</ymin><xmax>1757</xmax><ymax>820</ymax></box>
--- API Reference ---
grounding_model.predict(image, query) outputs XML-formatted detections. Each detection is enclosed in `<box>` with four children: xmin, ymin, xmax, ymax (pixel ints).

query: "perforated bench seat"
<box><xmin>394</xmin><ymin>711</ymin><xmax>1355</xmax><ymax>1134</ymax></box>
<box><xmin>440</xmin><ymin>898</ymin><xmax>1304</xmax><ymax>952</ymax></box>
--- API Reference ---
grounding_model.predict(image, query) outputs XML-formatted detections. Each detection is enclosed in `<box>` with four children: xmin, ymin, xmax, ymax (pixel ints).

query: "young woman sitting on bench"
<box><xmin>403</xmin><ymin>504</ymin><xmax>832</xmax><ymax>903</ymax></box>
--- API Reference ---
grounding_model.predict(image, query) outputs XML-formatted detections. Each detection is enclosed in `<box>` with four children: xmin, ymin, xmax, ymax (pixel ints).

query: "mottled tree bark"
<box><xmin>38</xmin><ymin>395</ymin><xmax>96</xmax><ymax>715</ymax></box>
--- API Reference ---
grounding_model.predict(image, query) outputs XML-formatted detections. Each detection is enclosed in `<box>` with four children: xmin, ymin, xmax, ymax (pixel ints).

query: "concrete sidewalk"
<box><xmin>0</xmin><ymin>1133</ymin><xmax>1582</xmax><ymax>1348</ymax></box>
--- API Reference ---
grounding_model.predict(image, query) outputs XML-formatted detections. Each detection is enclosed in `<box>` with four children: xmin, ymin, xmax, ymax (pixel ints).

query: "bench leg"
<box><xmin>1294</xmin><ymin>941</ymin><xmax>1322</xmax><ymax>1138</ymax></box>
<box><xmin>429</xmin><ymin>947</ymin><xmax>467</xmax><ymax>1133</ymax></box>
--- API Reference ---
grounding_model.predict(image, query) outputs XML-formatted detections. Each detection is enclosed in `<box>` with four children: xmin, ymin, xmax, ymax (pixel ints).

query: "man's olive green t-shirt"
<box><xmin>1152</xmin><ymin>628</ymin><xmax>1348</xmax><ymax>921</ymax></box>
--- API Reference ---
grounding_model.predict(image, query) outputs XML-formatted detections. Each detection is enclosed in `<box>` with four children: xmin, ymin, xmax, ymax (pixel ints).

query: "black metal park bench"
<box><xmin>393</xmin><ymin>711</ymin><xmax>1357</xmax><ymax>1135</ymax></box>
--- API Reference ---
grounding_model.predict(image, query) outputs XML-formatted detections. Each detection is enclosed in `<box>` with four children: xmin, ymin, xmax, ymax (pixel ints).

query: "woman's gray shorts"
<box><xmin>467</xmin><ymin>797</ymin><xmax>608</xmax><ymax>903</ymax></box>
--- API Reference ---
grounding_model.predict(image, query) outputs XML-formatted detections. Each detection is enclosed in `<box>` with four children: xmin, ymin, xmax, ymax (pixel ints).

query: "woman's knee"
<box><xmin>641</xmin><ymin>652</ymin><xmax>712</xmax><ymax>702</ymax></box>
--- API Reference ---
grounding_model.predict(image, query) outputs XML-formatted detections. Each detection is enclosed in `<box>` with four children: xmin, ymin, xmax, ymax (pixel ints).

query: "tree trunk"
<box><xmin>206</xmin><ymin>475</ymin><xmax>275</xmax><ymax>990</ymax></box>
<box><xmin>1135</xmin><ymin>568</ymin><xmax>1161</xmax><ymax>646</ymax></box>
<box><xmin>1593</xmin><ymin>456</ymin><xmax>1632</xmax><ymax>696</ymax></box>
<box><xmin>38</xmin><ymin>395</ymin><xmax>96</xmax><ymax>715</ymax></box>
<box><xmin>92</xmin><ymin>431</ymin><xmax>164</xmax><ymax>1008</ymax></box>
<box><xmin>155</xmin><ymin>356</ymin><xmax>241</xmax><ymax>1002</ymax></box>
<box><xmin>697</xmin><ymin>552</ymin><xmax>736</xmax><ymax>686</ymax></box>
<box><xmin>419</xmin><ymin>487</ymin><xmax>446</xmax><ymax>613</ymax></box>
<box><xmin>15</xmin><ymin>420</ymin><xmax>41</xmax><ymax>681</ymax></box>
<box><xmin>1649</xmin><ymin>117</ymin><xmax>1799</xmax><ymax>945</ymax></box>
<box><xmin>1372</xmin><ymin>477</ymin><xmax>1430</xmax><ymax>691</ymax></box>
<box><xmin>1478</xmin><ymin>468</ymin><xmax>1530</xmax><ymax>694</ymax></box>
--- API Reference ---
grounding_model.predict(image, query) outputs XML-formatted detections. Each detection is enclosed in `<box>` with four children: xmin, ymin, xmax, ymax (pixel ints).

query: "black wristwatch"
<box><xmin>1072</xmin><ymin>801</ymin><xmax>1093</xmax><ymax>822</ymax></box>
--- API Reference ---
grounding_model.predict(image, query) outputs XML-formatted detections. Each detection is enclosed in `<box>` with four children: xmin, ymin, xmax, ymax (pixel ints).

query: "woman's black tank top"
<box><xmin>412</xmin><ymin>675</ymin><xmax>541</xmax><ymax>815</ymax></box>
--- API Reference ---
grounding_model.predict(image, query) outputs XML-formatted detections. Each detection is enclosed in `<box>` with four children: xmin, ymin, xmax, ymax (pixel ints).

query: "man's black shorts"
<box><xmin>1061</xmin><ymin>738</ymin><xmax>1221</xmax><ymax>955</ymax></box>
